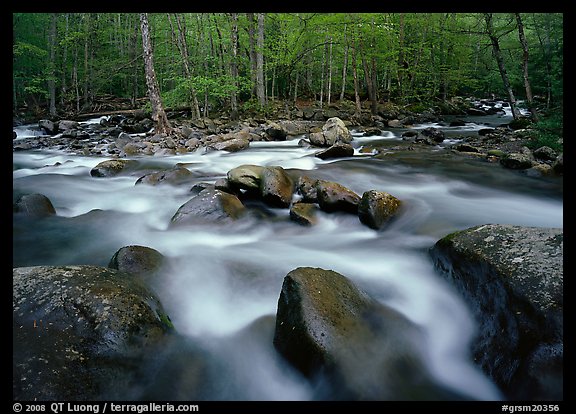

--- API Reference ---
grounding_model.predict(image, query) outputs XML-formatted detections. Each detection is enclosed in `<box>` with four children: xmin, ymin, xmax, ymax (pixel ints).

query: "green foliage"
<box><xmin>526</xmin><ymin>111</ymin><xmax>563</xmax><ymax>153</ymax></box>
<box><xmin>12</xmin><ymin>12</ymin><xmax>564</xmax><ymax>117</ymax></box>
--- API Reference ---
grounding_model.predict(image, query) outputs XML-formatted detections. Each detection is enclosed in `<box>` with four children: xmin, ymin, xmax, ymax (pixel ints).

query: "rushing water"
<box><xmin>12</xmin><ymin>110</ymin><xmax>562</xmax><ymax>401</ymax></box>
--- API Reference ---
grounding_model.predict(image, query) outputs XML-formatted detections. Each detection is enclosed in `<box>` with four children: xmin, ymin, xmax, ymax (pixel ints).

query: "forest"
<box><xmin>13</xmin><ymin>13</ymin><xmax>563</xmax><ymax>129</ymax></box>
<box><xmin>12</xmin><ymin>12</ymin><xmax>564</xmax><ymax>403</ymax></box>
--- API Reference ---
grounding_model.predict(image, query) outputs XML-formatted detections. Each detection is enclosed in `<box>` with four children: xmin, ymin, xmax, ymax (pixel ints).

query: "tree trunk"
<box><xmin>351</xmin><ymin>36</ymin><xmax>361</xmax><ymax>118</ymax></box>
<box><xmin>169</xmin><ymin>13</ymin><xmax>201</xmax><ymax>119</ymax></box>
<box><xmin>256</xmin><ymin>13</ymin><xmax>266</xmax><ymax>106</ymax></box>
<box><xmin>340</xmin><ymin>25</ymin><xmax>348</xmax><ymax>101</ymax></box>
<box><xmin>484</xmin><ymin>13</ymin><xmax>520</xmax><ymax>119</ymax></box>
<box><xmin>60</xmin><ymin>13</ymin><xmax>69</xmax><ymax>107</ymax></box>
<box><xmin>319</xmin><ymin>36</ymin><xmax>326</xmax><ymax>108</ymax></box>
<box><xmin>515</xmin><ymin>13</ymin><xmax>538</xmax><ymax>121</ymax></box>
<box><xmin>229</xmin><ymin>13</ymin><xmax>239</xmax><ymax>119</ymax></box>
<box><xmin>48</xmin><ymin>13</ymin><xmax>57</xmax><ymax>117</ymax></box>
<box><xmin>139</xmin><ymin>13</ymin><xmax>172</xmax><ymax>135</ymax></box>
<box><xmin>246</xmin><ymin>13</ymin><xmax>257</xmax><ymax>97</ymax></box>
<box><xmin>327</xmin><ymin>36</ymin><xmax>333</xmax><ymax>105</ymax></box>
<box><xmin>532</xmin><ymin>14</ymin><xmax>553</xmax><ymax>109</ymax></box>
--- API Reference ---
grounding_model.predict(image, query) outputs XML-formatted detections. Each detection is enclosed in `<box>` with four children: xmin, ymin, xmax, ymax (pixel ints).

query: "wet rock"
<box><xmin>552</xmin><ymin>153</ymin><xmax>563</xmax><ymax>174</ymax></box>
<box><xmin>264</xmin><ymin>121</ymin><xmax>288</xmax><ymax>141</ymax></box>
<box><xmin>273</xmin><ymin>267</ymin><xmax>468</xmax><ymax>400</ymax></box>
<box><xmin>454</xmin><ymin>143</ymin><xmax>481</xmax><ymax>153</ymax></box>
<box><xmin>309</xmin><ymin>117</ymin><xmax>352</xmax><ymax>147</ymax></box>
<box><xmin>357</xmin><ymin>190</ymin><xmax>401</xmax><ymax>230</ymax></box>
<box><xmin>90</xmin><ymin>159</ymin><xmax>138</xmax><ymax>177</ymax></box>
<box><xmin>260</xmin><ymin>166</ymin><xmax>294</xmax><ymax>208</ymax></box>
<box><xmin>533</xmin><ymin>146</ymin><xmax>557</xmax><ymax>162</ymax></box>
<box><xmin>208</xmin><ymin>137</ymin><xmax>250</xmax><ymax>152</ymax></box>
<box><xmin>170</xmin><ymin>188</ymin><xmax>246</xmax><ymax>225</ymax></box>
<box><xmin>430</xmin><ymin>224</ymin><xmax>563</xmax><ymax>400</ymax></box>
<box><xmin>13</xmin><ymin>265</ymin><xmax>174</xmax><ymax>400</ymax></box>
<box><xmin>314</xmin><ymin>143</ymin><xmax>354</xmax><ymax>160</ymax></box>
<box><xmin>14</xmin><ymin>193</ymin><xmax>57</xmax><ymax>217</ymax></box>
<box><xmin>135</xmin><ymin>166</ymin><xmax>194</xmax><ymax>186</ymax></box>
<box><xmin>296</xmin><ymin>175</ymin><xmax>319</xmax><ymax>203</ymax></box>
<box><xmin>289</xmin><ymin>203</ymin><xmax>318</xmax><ymax>226</ymax></box>
<box><xmin>419</xmin><ymin>127</ymin><xmax>445</xmax><ymax>143</ymax></box>
<box><xmin>315</xmin><ymin>180</ymin><xmax>360</xmax><ymax>214</ymax></box>
<box><xmin>58</xmin><ymin>120</ymin><xmax>80</xmax><ymax>130</ymax></box>
<box><xmin>500</xmin><ymin>153</ymin><xmax>534</xmax><ymax>170</ymax></box>
<box><xmin>39</xmin><ymin>119</ymin><xmax>58</xmax><ymax>135</ymax></box>
<box><xmin>108</xmin><ymin>245</ymin><xmax>165</xmax><ymax>276</ymax></box>
<box><xmin>227</xmin><ymin>164</ymin><xmax>264</xmax><ymax>193</ymax></box>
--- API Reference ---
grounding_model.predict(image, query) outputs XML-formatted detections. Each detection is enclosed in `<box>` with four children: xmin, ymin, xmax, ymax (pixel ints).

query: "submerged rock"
<box><xmin>108</xmin><ymin>245</ymin><xmax>165</xmax><ymax>277</ymax></box>
<box><xmin>14</xmin><ymin>193</ymin><xmax>57</xmax><ymax>217</ymax></box>
<box><xmin>90</xmin><ymin>159</ymin><xmax>138</xmax><ymax>177</ymax></box>
<box><xmin>273</xmin><ymin>267</ymin><xmax>468</xmax><ymax>400</ymax></box>
<box><xmin>13</xmin><ymin>265</ymin><xmax>174</xmax><ymax>400</ymax></box>
<box><xmin>430</xmin><ymin>224</ymin><xmax>563</xmax><ymax>400</ymax></box>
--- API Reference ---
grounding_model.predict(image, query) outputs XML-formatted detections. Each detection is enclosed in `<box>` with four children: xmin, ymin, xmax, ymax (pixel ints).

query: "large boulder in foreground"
<box><xmin>13</xmin><ymin>265</ymin><xmax>174</xmax><ymax>400</ymax></box>
<box><xmin>273</xmin><ymin>267</ymin><xmax>468</xmax><ymax>400</ymax></box>
<box><xmin>430</xmin><ymin>224</ymin><xmax>563</xmax><ymax>401</ymax></box>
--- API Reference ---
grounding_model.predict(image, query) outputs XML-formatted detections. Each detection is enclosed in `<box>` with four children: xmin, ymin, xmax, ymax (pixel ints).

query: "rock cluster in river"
<box><xmin>13</xmin><ymin>184</ymin><xmax>563</xmax><ymax>400</ymax></box>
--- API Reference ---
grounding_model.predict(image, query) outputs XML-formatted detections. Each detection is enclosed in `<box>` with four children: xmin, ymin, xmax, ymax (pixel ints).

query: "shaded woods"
<box><xmin>13</xmin><ymin>13</ymin><xmax>562</xmax><ymax>125</ymax></box>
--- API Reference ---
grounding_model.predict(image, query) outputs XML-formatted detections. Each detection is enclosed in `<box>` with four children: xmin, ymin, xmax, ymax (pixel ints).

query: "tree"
<box><xmin>515</xmin><ymin>13</ymin><xmax>538</xmax><ymax>121</ymax></box>
<box><xmin>139</xmin><ymin>13</ymin><xmax>172</xmax><ymax>134</ymax></box>
<box><xmin>484</xmin><ymin>13</ymin><xmax>521</xmax><ymax>119</ymax></box>
<box><xmin>255</xmin><ymin>13</ymin><xmax>266</xmax><ymax>107</ymax></box>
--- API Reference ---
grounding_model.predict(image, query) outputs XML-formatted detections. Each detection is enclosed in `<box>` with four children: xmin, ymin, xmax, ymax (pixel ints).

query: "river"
<box><xmin>12</xmin><ymin>107</ymin><xmax>563</xmax><ymax>401</ymax></box>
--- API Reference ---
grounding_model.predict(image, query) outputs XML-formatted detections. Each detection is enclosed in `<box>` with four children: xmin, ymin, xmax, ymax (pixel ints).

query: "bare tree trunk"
<box><xmin>256</xmin><ymin>13</ymin><xmax>266</xmax><ymax>106</ymax></box>
<box><xmin>515</xmin><ymin>13</ymin><xmax>538</xmax><ymax>121</ymax></box>
<box><xmin>484</xmin><ymin>13</ymin><xmax>520</xmax><ymax>119</ymax></box>
<box><xmin>229</xmin><ymin>13</ymin><xmax>239</xmax><ymax>119</ymax></box>
<box><xmin>532</xmin><ymin>14</ymin><xmax>553</xmax><ymax>109</ymax></box>
<box><xmin>246</xmin><ymin>13</ymin><xmax>257</xmax><ymax>97</ymax></box>
<box><xmin>327</xmin><ymin>36</ymin><xmax>333</xmax><ymax>105</ymax></box>
<box><xmin>83</xmin><ymin>14</ymin><xmax>90</xmax><ymax>110</ymax></box>
<box><xmin>169</xmin><ymin>13</ymin><xmax>201</xmax><ymax>119</ymax></box>
<box><xmin>61</xmin><ymin>13</ymin><xmax>69</xmax><ymax>107</ymax></box>
<box><xmin>351</xmin><ymin>35</ymin><xmax>361</xmax><ymax>117</ymax></box>
<box><xmin>319</xmin><ymin>36</ymin><xmax>326</xmax><ymax>109</ymax></box>
<box><xmin>293</xmin><ymin>69</ymin><xmax>299</xmax><ymax>104</ymax></box>
<box><xmin>397</xmin><ymin>13</ymin><xmax>405</xmax><ymax>101</ymax></box>
<box><xmin>48</xmin><ymin>13</ymin><xmax>57</xmax><ymax>116</ymax></box>
<box><xmin>340</xmin><ymin>25</ymin><xmax>348</xmax><ymax>101</ymax></box>
<box><xmin>139</xmin><ymin>13</ymin><xmax>172</xmax><ymax>135</ymax></box>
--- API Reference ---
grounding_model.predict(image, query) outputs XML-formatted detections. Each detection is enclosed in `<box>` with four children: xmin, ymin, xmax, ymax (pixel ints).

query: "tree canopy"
<box><xmin>12</xmin><ymin>12</ymin><xmax>563</xmax><ymax>119</ymax></box>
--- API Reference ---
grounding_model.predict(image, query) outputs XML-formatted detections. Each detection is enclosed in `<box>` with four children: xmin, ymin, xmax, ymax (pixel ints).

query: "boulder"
<box><xmin>296</xmin><ymin>176</ymin><xmax>319</xmax><ymax>203</ymax></box>
<box><xmin>419</xmin><ymin>127</ymin><xmax>445</xmax><ymax>143</ymax></box>
<box><xmin>170</xmin><ymin>188</ymin><xmax>246</xmax><ymax>225</ymax></box>
<box><xmin>13</xmin><ymin>265</ymin><xmax>174</xmax><ymax>400</ymax></box>
<box><xmin>90</xmin><ymin>159</ymin><xmax>138</xmax><ymax>177</ymax></box>
<box><xmin>289</xmin><ymin>203</ymin><xmax>318</xmax><ymax>226</ymax></box>
<box><xmin>14</xmin><ymin>193</ymin><xmax>57</xmax><ymax>217</ymax></box>
<box><xmin>500</xmin><ymin>153</ymin><xmax>534</xmax><ymax>170</ymax></box>
<box><xmin>357</xmin><ymin>190</ymin><xmax>401</xmax><ymax>230</ymax></box>
<box><xmin>264</xmin><ymin>121</ymin><xmax>288</xmax><ymax>141</ymax></box>
<box><xmin>260</xmin><ymin>166</ymin><xmax>294</xmax><ymax>208</ymax></box>
<box><xmin>39</xmin><ymin>119</ymin><xmax>58</xmax><ymax>135</ymax></box>
<box><xmin>227</xmin><ymin>164</ymin><xmax>264</xmax><ymax>192</ymax></box>
<box><xmin>315</xmin><ymin>180</ymin><xmax>360</xmax><ymax>214</ymax></box>
<box><xmin>322</xmin><ymin>117</ymin><xmax>352</xmax><ymax>146</ymax></box>
<box><xmin>108</xmin><ymin>245</ymin><xmax>165</xmax><ymax>276</ymax></box>
<box><xmin>314</xmin><ymin>143</ymin><xmax>354</xmax><ymax>160</ymax></box>
<box><xmin>273</xmin><ymin>267</ymin><xmax>468</xmax><ymax>400</ymax></box>
<box><xmin>208</xmin><ymin>137</ymin><xmax>250</xmax><ymax>152</ymax></box>
<box><xmin>135</xmin><ymin>167</ymin><xmax>194</xmax><ymax>186</ymax></box>
<box><xmin>430</xmin><ymin>224</ymin><xmax>563</xmax><ymax>400</ymax></box>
